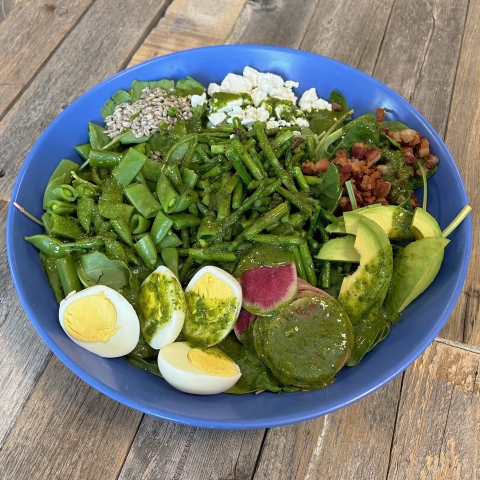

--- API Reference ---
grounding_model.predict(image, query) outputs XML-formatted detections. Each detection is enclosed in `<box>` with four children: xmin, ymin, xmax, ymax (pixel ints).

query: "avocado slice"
<box><xmin>338</xmin><ymin>217</ymin><xmax>393</xmax><ymax>321</ymax></box>
<box><xmin>384</xmin><ymin>236</ymin><xmax>450</xmax><ymax>316</ymax></box>
<box><xmin>343</xmin><ymin>205</ymin><xmax>414</xmax><ymax>241</ymax></box>
<box><xmin>410</xmin><ymin>207</ymin><xmax>441</xmax><ymax>239</ymax></box>
<box><xmin>316</xmin><ymin>235</ymin><xmax>360</xmax><ymax>262</ymax></box>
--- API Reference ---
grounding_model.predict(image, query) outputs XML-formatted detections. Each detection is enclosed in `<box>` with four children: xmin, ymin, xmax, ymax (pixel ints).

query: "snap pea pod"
<box><xmin>43</xmin><ymin>159</ymin><xmax>79</xmax><ymax>209</ymax></box>
<box><xmin>89</xmin><ymin>149</ymin><xmax>123</xmax><ymax>169</ymax></box>
<box><xmin>51</xmin><ymin>185</ymin><xmax>78</xmax><ymax>202</ymax></box>
<box><xmin>130</xmin><ymin>214</ymin><xmax>152</xmax><ymax>234</ymax></box>
<box><xmin>56</xmin><ymin>256</ymin><xmax>82</xmax><ymax>296</ymax></box>
<box><xmin>156</xmin><ymin>172</ymin><xmax>179</xmax><ymax>214</ymax></box>
<box><xmin>110</xmin><ymin>218</ymin><xmax>133</xmax><ymax>246</ymax></box>
<box><xmin>104</xmin><ymin>238</ymin><xmax>129</xmax><ymax>264</ymax></box>
<box><xmin>76</xmin><ymin>196</ymin><xmax>94</xmax><ymax>233</ymax></box>
<box><xmin>50</xmin><ymin>214</ymin><xmax>84</xmax><ymax>240</ymax></box>
<box><xmin>46</xmin><ymin>200</ymin><xmax>77</xmax><ymax>216</ymax></box>
<box><xmin>126</xmin><ymin>183</ymin><xmax>162</xmax><ymax>218</ymax></box>
<box><xmin>160</xmin><ymin>247</ymin><xmax>179</xmax><ymax>278</ymax></box>
<box><xmin>112</xmin><ymin>148</ymin><xmax>147</xmax><ymax>187</ymax></box>
<box><xmin>133</xmin><ymin>234</ymin><xmax>157</xmax><ymax>269</ymax></box>
<box><xmin>39</xmin><ymin>252</ymin><xmax>64</xmax><ymax>302</ymax></box>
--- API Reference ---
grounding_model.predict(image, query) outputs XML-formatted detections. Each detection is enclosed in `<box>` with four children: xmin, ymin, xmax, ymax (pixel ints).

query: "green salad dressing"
<box><xmin>380</xmin><ymin>149</ymin><xmax>412</xmax><ymax>204</ymax></box>
<box><xmin>138</xmin><ymin>273</ymin><xmax>185</xmax><ymax>342</ymax></box>
<box><xmin>182</xmin><ymin>291</ymin><xmax>239</xmax><ymax>347</ymax></box>
<box><xmin>234</xmin><ymin>244</ymin><xmax>294</xmax><ymax>278</ymax></box>
<box><xmin>209</xmin><ymin>92</ymin><xmax>253</xmax><ymax>112</ymax></box>
<box><xmin>253</xmin><ymin>296</ymin><xmax>354</xmax><ymax>390</ymax></box>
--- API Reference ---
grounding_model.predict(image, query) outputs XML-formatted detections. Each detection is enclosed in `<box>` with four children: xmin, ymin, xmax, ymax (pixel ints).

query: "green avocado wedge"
<box><xmin>338</xmin><ymin>216</ymin><xmax>393</xmax><ymax>322</ymax></box>
<box><xmin>384</xmin><ymin>236</ymin><xmax>450</xmax><ymax>316</ymax></box>
<box><xmin>342</xmin><ymin>205</ymin><xmax>414</xmax><ymax>241</ymax></box>
<box><xmin>410</xmin><ymin>207</ymin><xmax>442</xmax><ymax>239</ymax></box>
<box><xmin>316</xmin><ymin>235</ymin><xmax>360</xmax><ymax>263</ymax></box>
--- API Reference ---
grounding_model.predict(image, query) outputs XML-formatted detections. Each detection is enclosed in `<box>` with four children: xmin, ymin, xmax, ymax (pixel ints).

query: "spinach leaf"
<box><xmin>218</xmin><ymin>330</ymin><xmax>285</xmax><ymax>394</ymax></box>
<box><xmin>380</xmin><ymin>120</ymin><xmax>409</xmax><ymax>132</ymax></box>
<box><xmin>131</xmin><ymin>79</ymin><xmax>175</xmax><ymax>100</ymax></box>
<box><xmin>310</xmin><ymin>163</ymin><xmax>342</xmax><ymax>212</ymax></box>
<box><xmin>100</xmin><ymin>99</ymin><xmax>115</xmax><ymax>120</ymax></box>
<box><xmin>308</xmin><ymin>110</ymin><xmax>340</xmax><ymax>135</ymax></box>
<box><xmin>327</xmin><ymin>113</ymin><xmax>380</xmax><ymax>159</ymax></box>
<box><xmin>148</xmin><ymin>131</ymin><xmax>174</xmax><ymax>155</ymax></box>
<box><xmin>408</xmin><ymin>161</ymin><xmax>438</xmax><ymax>190</ymax></box>
<box><xmin>174</xmin><ymin>76</ymin><xmax>206</xmax><ymax>96</ymax></box>
<box><xmin>80</xmin><ymin>251</ymin><xmax>130</xmax><ymax>290</ymax></box>
<box><xmin>329</xmin><ymin>90</ymin><xmax>350</xmax><ymax>117</ymax></box>
<box><xmin>346</xmin><ymin>307</ymin><xmax>390</xmax><ymax>366</ymax></box>
<box><xmin>112</xmin><ymin>89</ymin><xmax>135</xmax><ymax>105</ymax></box>
<box><xmin>126</xmin><ymin>357</ymin><xmax>163</xmax><ymax>377</ymax></box>
<box><xmin>88</xmin><ymin>122</ymin><xmax>111</xmax><ymax>150</ymax></box>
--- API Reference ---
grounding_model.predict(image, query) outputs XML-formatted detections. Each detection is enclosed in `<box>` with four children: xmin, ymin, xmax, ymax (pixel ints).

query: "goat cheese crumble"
<box><xmin>206</xmin><ymin>67</ymin><xmax>332</xmax><ymax>129</ymax></box>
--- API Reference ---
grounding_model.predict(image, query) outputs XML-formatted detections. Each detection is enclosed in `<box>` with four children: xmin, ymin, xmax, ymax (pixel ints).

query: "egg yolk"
<box><xmin>191</xmin><ymin>273</ymin><xmax>233</xmax><ymax>299</ymax></box>
<box><xmin>63</xmin><ymin>293</ymin><xmax>119</xmax><ymax>342</ymax></box>
<box><xmin>187</xmin><ymin>348</ymin><xmax>238</xmax><ymax>377</ymax></box>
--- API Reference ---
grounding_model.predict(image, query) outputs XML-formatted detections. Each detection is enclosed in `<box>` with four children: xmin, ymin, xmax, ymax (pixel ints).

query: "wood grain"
<box><xmin>438</xmin><ymin>0</ymin><xmax>480</xmax><ymax>345</ymax></box>
<box><xmin>0</xmin><ymin>0</ymin><xmax>169</xmax><ymax>453</ymax></box>
<box><xmin>0</xmin><ymin>0</ymin><xmax>96</xmax><ymax>121</ymax></box>
<box><xmin>387</xmin><ymin>341</ymin><xmax>480</xmax><ymax>479</ymax></box>
<box><xmin>372</xmin><ymin>0</ymin><xmax>468</xmax><ymax>136</ymax></box>
<box><xmin>254</xmin><ymin>377</ymin><xmax>402</xmax><ymax>480</ymax></box>
<box><xmin>0</xmin><ymin>356</ymin><xmax>143</xmax><ymax>480</ymax></box>
<box><xmin>128</xmin><ymin>0</ymin><xmax>248</xmax><ymax>67</ymax></box>
<box><xmin>119</xmin><ymin>418</ymin><xmax>264</xmax><ymax>479</ymax></box>
<box><xmin>0</xmin><ymin>0</ymin><xmax>170</xmax><ymax>200</ymax></box>
<box><xmin>0</xmin><ymin>198</ymin><xmax>53</xmax><ymax>449</ymax></box>
<box><xmin>300</xmin><ymin>0</ymin><xmax>395</xmax><ymax>75</ymax></box>
<box><xmin>226</xmin><ymin>0</ymin><xmax>320</xmax><ymax>48</ymax></box>
<box><xmin>0</xmin><ymin>0</ymin><xmax>17</xmax><ymax>23</ymax></box>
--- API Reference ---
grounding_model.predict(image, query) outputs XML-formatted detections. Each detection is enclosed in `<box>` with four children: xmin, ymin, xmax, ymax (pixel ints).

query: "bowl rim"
<box><xmin>6</xmin><ymin>44</ymin><xmax>472</xmax><ymax>429</ymax></box>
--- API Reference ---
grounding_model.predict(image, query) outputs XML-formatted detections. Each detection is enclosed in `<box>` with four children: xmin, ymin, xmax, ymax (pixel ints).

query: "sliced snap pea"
<box><xmin>56</xmin><ymin>256</ymin><xmax>82</xmax><ymax>296</ymax></box>
<box><xmin>50</xmin><ymin>214</ymin><xmax>84</xmax><ymax>240</ymax></box>
<box><xmin>133</xmin><ymin>234</ymin><xmax>157</xmax><ymax>270</ymax></box>
<box><xmin>125</xmin><ymin>183</ymin><xmax>162</xmax><ymax>218</ymax></box>
<box><xmin>130</xmin><ymin>214</ymin><xmax>152</xmax><ymax>234</ymax></box>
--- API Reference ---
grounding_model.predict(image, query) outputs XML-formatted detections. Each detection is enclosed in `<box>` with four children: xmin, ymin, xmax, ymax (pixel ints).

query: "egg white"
<box><xmin>58</xmin><ymin>285</ymin><xmax>140</xmax><ymax>358</ymax></box>
<box><xmin>183</xmin><ymin>266</ymin><xmax>242</xmax><ymax>346</ymax></box>
<box><xmin>158</xmin><ymin>342</ymin><xmax>241</xmax><ymax>395</ymax></box>
<box><xmin>139</xmin><ymin>266</ymin><xmax>185</xmax><ymax>349</ymax></box>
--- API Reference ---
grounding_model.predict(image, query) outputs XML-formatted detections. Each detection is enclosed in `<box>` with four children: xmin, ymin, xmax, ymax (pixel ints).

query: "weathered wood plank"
<box><xmin>438</xmin><ymin>0</ymin><xmax>480</xmax><ymax>345</ymax></box>
<box><xmin>0</xmin><ymin>0</ymin><xmax>170</xmax><ymax>199</ymax></box>
<box><xmin>0</xmin><ymin>0</ymin><xmax>170</xmax><ymax>451</ymax></box>
<box><xmin>226</xmin><ymin>0</ymin><xmax>320</xmax><ymax>48</ymax></box>
<box><xmin>300</xmin><ymin>0</ymin><xmax>395</xmax><ymax>75</ymax></box>
<box><xmin>372</xmin><ymin>0</ymin><xmax>469</xmax><ymax>136</ymax></box>
<box><xmin>0</xmin><ymin>356</ymin><xmax>143</xmax><ymax>480</ymax></box>
<box><xmin>0</xmin><ymin>198</ymin><xmax>53</xmax><ymax>449</ymax></box>
<box><xmin>387</xmin><ymin>341</ymin><xmax>480</xmax><ymax>479</ymax></box>
<box><xmin>128</xmin><ymin>0</ymin><xmax>248</xmax><ymax>67</ymax></box>
<box><xmin>0</xmin><ymin>0</ymin><xmax>96</xmax><ymax>121</ymax></box>
<box><xmin>119</xmin><ymin>418</ymin><xmax>264</xmax><ymax>479</ymax></box>
<box><xmin>253</xmin><ymin>377</ymin><xmax>402</xmax><ymax>480</ymax></box>
<box><xmin>0</xmin><ymin>0</ymin><xmax>17</xmax><ymax>23</ymax></box>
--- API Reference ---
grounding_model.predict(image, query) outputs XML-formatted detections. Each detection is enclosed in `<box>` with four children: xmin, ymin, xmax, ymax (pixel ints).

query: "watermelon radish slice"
<box><xmin>239</xmin><ymin>263</ymin><xmax>297</xmax><ymax>315</ymax></box>
<box><xmin>297</xmin><ymin>278</ymin><xmax>334</xmax><ymax>300</ymax></box>
<box><xmin>234</xmin><ymin>309</ymin><xmax>257</xmax><ymax>343</ymax></box>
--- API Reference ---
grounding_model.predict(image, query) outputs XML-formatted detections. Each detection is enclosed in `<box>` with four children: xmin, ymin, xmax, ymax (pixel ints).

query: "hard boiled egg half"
<box><xmin>182</xmin><ymin>266</ymin><xmax>242</xmax><ymax>346</ymax></box>
<box><xmin>138</xmin><ymin>266</ymin><xmax>186</xmax><ymax>349</ymax></box>
<box><xmin>158</xmin><ymin>342</ymin><xmax>241</xmax><ymax>395</ymax></box>
<box><xmin>58</xmin><ymin>285</ymin><xmax>140</xmax><ymax>358</ymax></box>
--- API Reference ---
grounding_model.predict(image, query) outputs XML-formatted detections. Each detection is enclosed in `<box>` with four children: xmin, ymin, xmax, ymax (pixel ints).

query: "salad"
<box><xmin>21</xmin><ymin>66</ymin><xmax>471</xmax><ymax>395</ymax></box>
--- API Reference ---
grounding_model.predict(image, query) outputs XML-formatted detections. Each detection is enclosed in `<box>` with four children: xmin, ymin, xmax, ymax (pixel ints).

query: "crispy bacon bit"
<box><xmin>366</xmin><ymin>148</ymin><xmax>382</xmax><ymax>167</ymax></box>
<box><xmin>351</xmin><ymin>142</ymin><xmax>370</xmax><ymax>159</ymax></box>
<box><xmin>400</xmin><ymin>129</ymin><xmax>417</xmax><ymax>143</ymax></box>
<box><xmin>408</xmin><ymin>133</ymin><xmax>421</xmax><ymax>147</ymax></box>
<box><xmin>410</xmin><ymin>194</ymin><xmax>420</xmax><ymax>209</ymax></box>
<box><xmin>418</xmin><ymin>137</ymin><xmax>430</xmax><ymax>158</ymax></box>
<box><xmin>301</xmin><ymin>158</ymin><xmax>330</xmax><ymax>175</ymax></box>
<box><xmin>373</xmin><ymin>179</ymin><xmax>392</xmax><ymax>198</ymax></box>
<box><xmin>423</xmin><ymin>154</ymin><xmax>438</xmax><ymax>169</ymax></box>
<box><xmin>376</xmin><ymin>107</ymin><xmax>387</xmax><ymax>123</ymax></box>
<box><xmin>402</xmin><ymin>147</ymin><xmax>417</xmax><ymax>164</ymax></box>
<box><xmin>331</xmin><ymin>102</ymin><xmax>343</xmax><ymax>111</ymax></box>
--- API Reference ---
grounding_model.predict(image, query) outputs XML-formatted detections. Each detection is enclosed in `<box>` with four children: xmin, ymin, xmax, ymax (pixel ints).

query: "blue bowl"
<box><xmin>7</xmin><ymin>45</ymin><xmax>471</xmax><ymax>429</ymax></box>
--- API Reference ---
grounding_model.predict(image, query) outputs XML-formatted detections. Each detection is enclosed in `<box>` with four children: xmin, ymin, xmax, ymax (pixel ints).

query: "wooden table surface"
<box><xmin>1</xmin><ymin>1</ymin><xmax>479</xmax><ymax>478</ymax></box>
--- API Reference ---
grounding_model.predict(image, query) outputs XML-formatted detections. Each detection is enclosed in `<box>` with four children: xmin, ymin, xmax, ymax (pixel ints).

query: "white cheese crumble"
<box><xmin>206</xmin><ymin>67</ymin><xmax>332</xmax><ymax>128</ymax></box>
<box><xmin>191</xmin><ymin>92</ymin><xmax>206</xmax><ymax>108</ymax></box>
<box><xmin>299</xmin><ymin>88</ymin><xmax>332</xmax><ymax>112</ymax></box>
